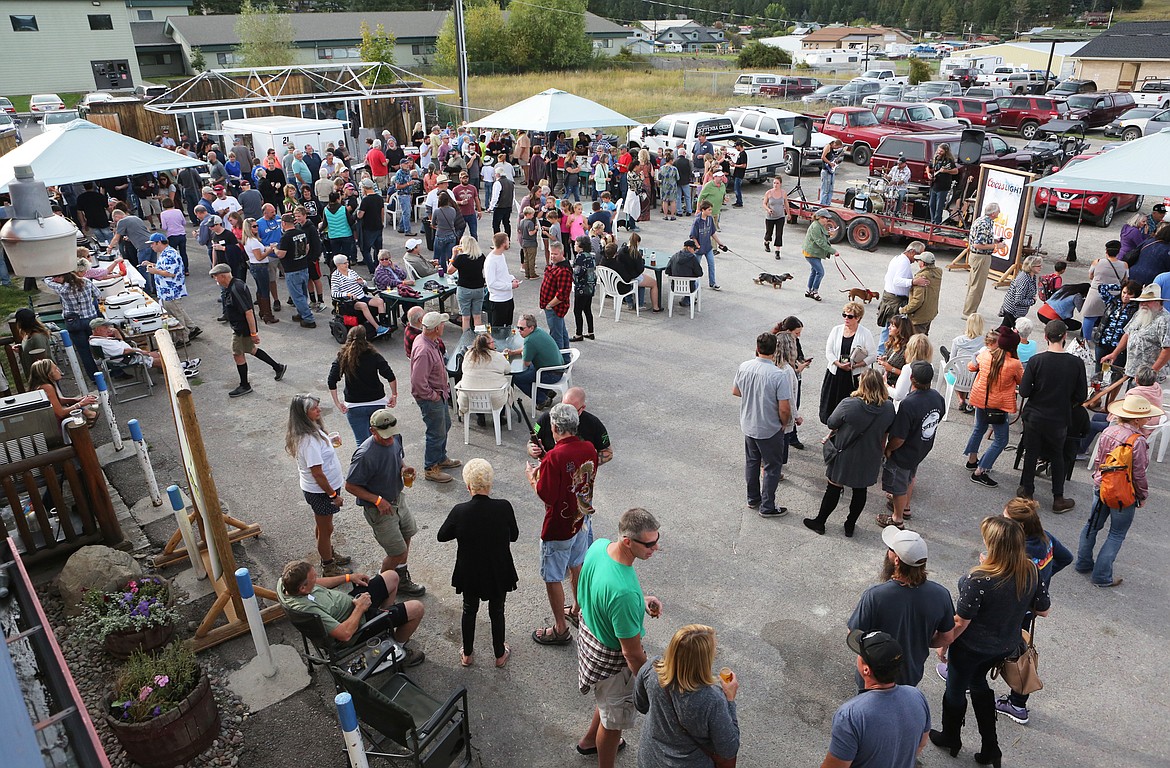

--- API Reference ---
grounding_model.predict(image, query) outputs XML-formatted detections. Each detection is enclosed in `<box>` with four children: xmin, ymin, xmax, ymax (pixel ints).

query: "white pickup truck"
<box><xmin>627</xmin><ymin>111</ymin><xmax>796</xmax><ymax>179</ymax></box>
<box><xmin>1132</xmin><ymin>79</ymin><xmax>1170</xmax><ymax>109</ymax></box>
<box><xmin>852</xmin><ymin>68</ymin><xmax>909</xmax><ymax>85</ymax></box>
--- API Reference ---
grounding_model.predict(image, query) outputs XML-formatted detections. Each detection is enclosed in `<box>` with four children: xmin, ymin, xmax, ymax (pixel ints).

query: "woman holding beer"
<box><xmin>285</xmin><ymin>393</ymin><xmax>350</xmax><ymax>578</ymax></box>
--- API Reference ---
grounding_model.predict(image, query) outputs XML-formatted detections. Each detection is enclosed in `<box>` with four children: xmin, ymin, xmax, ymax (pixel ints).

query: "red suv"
<box><xmin>1034</xmin><ymin>153</ymin><xmax>1143</xmax><ymax>227</ymax></box>
<box><xmin>996</xmin><ymin>96</ymin><xmax>1069</xmax><ymax>139</ymax></box>
<box><xmin>931</xmin><ymin>97</ymin><xmax>1002</xmax><ymax>128</ymax></box>
<box><xmin>1063</xmin><ymin>91</ymin><xmax>1137</xmax><ymax>128</ymax></box>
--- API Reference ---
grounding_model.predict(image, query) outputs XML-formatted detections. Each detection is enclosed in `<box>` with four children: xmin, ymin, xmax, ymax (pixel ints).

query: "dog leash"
<box><xmin>833</xmin><ymin>255</ymin><xmax>865</xmax><ymax>287</ymax></box>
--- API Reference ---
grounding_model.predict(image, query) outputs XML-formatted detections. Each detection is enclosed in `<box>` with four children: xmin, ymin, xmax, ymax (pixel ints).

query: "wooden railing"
<box><xmin>0</xmin><ymin>420</ymin><xmax>123</xmax><ymax>565</ymax></box>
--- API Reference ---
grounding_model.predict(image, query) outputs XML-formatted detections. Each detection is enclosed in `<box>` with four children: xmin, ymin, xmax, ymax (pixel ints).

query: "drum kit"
<box><xmin>844</xmin><ymin>178</ymin><xmax>900</xmax><ymax>215</ymax></box>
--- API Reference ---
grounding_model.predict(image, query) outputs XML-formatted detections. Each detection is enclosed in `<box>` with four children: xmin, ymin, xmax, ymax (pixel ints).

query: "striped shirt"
<box><xmin>330</xmin><ymin>270</ymin><xmax>368</xmax><ymax>300</ymax></box>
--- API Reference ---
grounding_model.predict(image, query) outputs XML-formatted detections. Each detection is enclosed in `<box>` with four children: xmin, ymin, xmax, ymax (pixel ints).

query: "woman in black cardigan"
<box><xmin>437</xmin><ymin>458</ymin><xmax>519</xmax><ymax>667</ymax></box>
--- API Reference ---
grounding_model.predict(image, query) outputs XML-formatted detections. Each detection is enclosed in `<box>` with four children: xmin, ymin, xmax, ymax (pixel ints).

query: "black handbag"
<box><xmin>980</xmin><ymin>366</ymin><xmax>1009</xmax><ymax>424</ymax></box>
<box><xmin>823</xmin><ymin>411</ymin><xmax>879</xmax><ymax>466</ymax></box>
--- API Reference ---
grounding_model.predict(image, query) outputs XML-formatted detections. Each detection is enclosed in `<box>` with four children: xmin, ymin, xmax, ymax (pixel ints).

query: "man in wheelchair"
<box><xmin>330</xmin><ymin>254</ymin><xmax>392</xmax><ymax>338</ymax></box>
<box><xmin>277</xmin><ymin>559</ymin><xmax>426</xmax><ymax>667</ymax></box>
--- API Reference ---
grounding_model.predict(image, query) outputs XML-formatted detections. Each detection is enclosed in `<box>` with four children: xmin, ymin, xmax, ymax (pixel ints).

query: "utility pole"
<box><xmin>453</xmin><ymin>0</ymin><xmax>470</xmax><ymax>123</ymax></box>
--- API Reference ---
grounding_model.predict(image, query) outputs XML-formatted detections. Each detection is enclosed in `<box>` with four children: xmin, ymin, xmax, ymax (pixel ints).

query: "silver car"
<box><xmin>802</xmin><ymin>84</ymin><xmax>843</xmax><ymax>105</ymax></box>
<box><xmin>863</xmin><ymin>84</ymin><xmax>907</xmax><ymax>107</ymax></box>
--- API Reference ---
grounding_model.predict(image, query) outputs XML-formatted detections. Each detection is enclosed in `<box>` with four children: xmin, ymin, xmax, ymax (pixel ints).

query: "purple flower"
<box><xmin>151</xmin><ymin>706</ymin><xmax>161</xmax><ymax>717</ymax></box>
<box><xmin>138</xmin><ymin>685</ymin><xmax>153</xmax><ymax>701</ymax></box>
<box><xmin>153</xmin><ymin>675</ymin><xmax>169</xmax><ymax>687</ymax></box>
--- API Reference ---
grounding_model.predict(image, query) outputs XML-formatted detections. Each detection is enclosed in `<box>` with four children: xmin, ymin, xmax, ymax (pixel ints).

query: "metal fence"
<box><xmin>682</xmin><ymin>68</ymin><xmax>859</xmax><ymax>96</ymax></box>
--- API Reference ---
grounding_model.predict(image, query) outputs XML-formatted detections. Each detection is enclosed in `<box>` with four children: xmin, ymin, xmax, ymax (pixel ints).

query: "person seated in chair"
<box><xmin>503</xmin><ymin>313</ymin><xmax>564</xmax><ymax>409</ymax></box>
<box><xmin>88</xmin><ymin>318</ymin><xmax>164</xmax><ymax>369</ymax></box>
<box><xmin>330</xmin><ymin>254</ymin><xmax>391</xmax><ymax>337</ymax></box>
<box><xmin>277</xmin><ymin>559</ymin><xmax>426</xmax><ymax>667</ymax></box>
<box><xmin>665</xmin><ymin>238</ymin><xmax>704</xmax><ymax>307</ymax></box>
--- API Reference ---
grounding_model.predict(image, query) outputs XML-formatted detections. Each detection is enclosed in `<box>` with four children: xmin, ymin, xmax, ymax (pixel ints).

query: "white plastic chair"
<box><xmin>531</xmin><ymin>348</ymin><xmax>581</xmax><ymax>418</ymax></box>
<box><xmin>459</xmin><ymin>382</ymin><xmax>512</xmax><ymax>446</ymax></box>
<box><xmin>383</xmin><ymin>196</ymin><xmax>400</xmax><ymax>231</ymax></box>
<box><xmin>940</xmin><ymin>356</ymin><xmax>976</xmax><ymax>422</ymax></box>
<box><xmin>596</xmin><ymin>266</ymin><xmax>639</xmax><ymax>322</ymax></box>
<box><xmin>1089</xmin><ymin>414</ymin><xmax>1170</xmax><ymax>466</ymax></box>
<box><xmin>403</xmin><ymin>258</ymin><xmax>423</xmax><ymax>283</ymax></box>
<box><xmin>666</xmin><ymin>277</ymin><xmax>701</xmax><ymax>319</ymax></box>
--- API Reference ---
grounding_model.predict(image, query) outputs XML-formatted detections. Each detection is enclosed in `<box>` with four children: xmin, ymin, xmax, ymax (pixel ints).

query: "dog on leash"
<box><xmin>754</xmin><ymin>272</ymin><xmax>794</xmax><ymax>289</ymax></box>
<box><xmin>841</xmin><ymin>287</ymin><xmax>880</xmax><ymax>304</ymax></box>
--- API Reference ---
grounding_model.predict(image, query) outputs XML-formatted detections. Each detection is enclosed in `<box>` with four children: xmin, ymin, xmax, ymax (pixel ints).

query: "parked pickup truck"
<box><xmin>725</xmin><ymin>106</ymin><xmax>832</xmax><ymax>175</ymax></box>
<box><xmin>1132</xmin><ymin>78</ymin><xmax>1170</xmax><ymax>109</ymax></box>
<box><xmin>627</xmin><ymin>111</ymin><xmax>736</xmax><ymax>154</ymax></box>
<box><xmin>813</xmin><ymin>107</ymin><xmax>902</xmax><ymax>166</ymax></box>
<box><xmin>852</xmin><ymin>68</ymin><xmax>909</xmax><ymax>85</ymax></box>
<box><xmin>871</xmin><ymin>101</ymin><xmax>965</xmax><ymax>132</ymax></box>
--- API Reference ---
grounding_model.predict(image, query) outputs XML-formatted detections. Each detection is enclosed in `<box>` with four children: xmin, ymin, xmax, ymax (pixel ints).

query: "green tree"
<box><xmin>435</xmin><ymin>0</ymin><xmax>508</xmax><ymax>74</ymax></box>
<box><xmin>358</xmin><ymin>21</ymin><xmax>397</xmax><ymax>84</ymax></box>
<box><xmin>234</xmin><ymin>1</ymin><xmax>295</xmax><ymax>68</ymax></box>
<box><xmin>737</xmin><ymin>41</ymin><xmax>792</xmax><ymax>68</ymax></box>
<box><xmin>190</xmin><ymin>47</ymin><xmax>207</xmax><ymax>72</ymax></box>
<box><xmin>506</xmin><ymin>0</ymin><xmax>593</xmax><ymax>71</ymax></box>
<box><xmin>908</xmin><ymin>56</ymin><xmax>931</xmax><ymax>84</ymax></box>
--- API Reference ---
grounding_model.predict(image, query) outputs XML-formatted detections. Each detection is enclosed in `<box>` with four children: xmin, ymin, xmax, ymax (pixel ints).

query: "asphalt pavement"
<box><xmin>88</xmin><ymin>140</ymin><xmax>1168</xmax><ymax>768</ymax></box>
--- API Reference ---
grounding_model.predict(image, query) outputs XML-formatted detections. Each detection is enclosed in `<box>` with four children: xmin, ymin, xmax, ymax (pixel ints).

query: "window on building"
<box><xmin>595</xmin><ymin>38</ymin><xmax>612</xmax><ymax>48</ymax></box>
<box><xmin>88</xmin><ymin>14</ymin><xmax>113</xmax><ymax>31</ymax></box>
<box><xmin>137</xmin><ymin>10</ymin><xmax>154</xmax><ymax>20</ymax></box>
<box><xmin>216</xmin><ymin>52</ymin><xmax>241</xmax><ymax>66</ymax></box>
<box><xmin>317</xmin><ymin>47</ymin><xmax>360</xmax><ymax>60</ymax></box>
<box><xmin>10</xmin><ymin>15</ymin><xmax>38</xmax><ymax>32</ymax></box>
<box><xmin>411</xmin><ymin>44</ymin><xmax>437</xmax><ymax>56</ymax></box>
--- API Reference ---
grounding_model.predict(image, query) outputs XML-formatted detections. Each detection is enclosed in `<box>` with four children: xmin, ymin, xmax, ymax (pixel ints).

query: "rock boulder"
<box><xmin>57</xmin><ymin>545</ymin><xmax>142</xmax><ymax>616</ymax></box>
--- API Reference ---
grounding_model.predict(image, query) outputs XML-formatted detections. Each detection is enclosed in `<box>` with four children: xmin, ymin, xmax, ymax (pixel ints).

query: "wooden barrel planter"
<box><xmin>103</xmin><ymin>621</ymin><xmax>176</xmax><ymax>660</ymax></box>
<box><xmin>105</xmin><ymin>669</ymin><xmax>221</xmax><ymax>768</ymax></box>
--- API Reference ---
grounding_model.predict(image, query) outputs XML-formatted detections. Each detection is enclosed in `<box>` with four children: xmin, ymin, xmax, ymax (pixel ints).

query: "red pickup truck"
<box><xmin>813</xmin><ymin>107</ymin><xmax>902</xmax><ymax>166</ymax></box>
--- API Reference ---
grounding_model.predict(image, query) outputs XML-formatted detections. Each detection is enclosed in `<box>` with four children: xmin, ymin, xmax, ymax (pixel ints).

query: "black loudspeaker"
<box><xmin>912</xmin><ymin>199</ymin><xmax>931</xmax><ymax>220</ymax></box>
<box><xmin>958</xmin><ymin>128</ymin><xmax>985</xmax><ymax>165</ymax></box>
<box><xmin>792</xmin><ymin>116</ymin><xmax>813</xmax><ymax>149</ymax></box>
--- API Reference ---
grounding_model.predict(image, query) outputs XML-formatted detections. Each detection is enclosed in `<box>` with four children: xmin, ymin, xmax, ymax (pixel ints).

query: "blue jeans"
<box><xmin>358</xmin><ymin>228</ymin><xmax>382</xmax><ymax>273</ymax></box>
<box><xmin>344</xmin><ymin>404</ymin><xmax>381</xmax><ymax>445</ymax></box>
<box><xmin>248</xmin><ymin>263</ymin><xmax>271</xmax><ymax>301</ymax></box>
<box><xmin>417</xmin><ymin>398</ymin><xmax>451</xmax><ymax>469</ymax></box>
<box><xmin>544</xmin><ymin>309</ymin><xmax>569</xmax><ymax>350</ymax></box>
<box><xmin>285</xmin><ymin>268</ymin><xmax>313</xmax><ymax>322</ymax></box>
<box><xmin>564</xmin><ymin>181</ymin><xmax>580</xmax><ymax>202</ymax></box>
<box><xmin>745</xmin><ymin>430</ymin><xmax>787</xmax><ymax>514</ymax></box>
<box><xmin>1081</xmin><ymin>315</ymin><xmax>1099</xmax><ymax>343</ymax></box>
<box><xmin>434</xmin><ymin>234</ymin><xmax>456</xmax><ymax>273</ymax></box>
<box><xmin>819</xmin><ymin>169</ymin><xmax>835</xmax><ymax>206</ymax></box>
<box><xmin>680</xmin><ymin>184</ymin><xmax>694</xmax><ymax>215</ymax></box>
<box><xmin>806</xmin><ymin>257</ymin><xmax>824</xmax><ymax>292</ymax></box>
<box><xmin>462</xmin><ymin>214</ymin><xmax>478</xmax><ymax>240</ymax></box>
<box><xmin>964</xmin><ymin>408</ymin><xmax>1011</xmax><ymax>471</ymax></box>
<box><xmin>396</xmin><ymin>193</ymin><xmax>413</xmax><ymax>234</ymax></box>
<box><xmin>167</xmin><ymin>234</ymin><xmax>189</xmax><ymax>273</ymax></box>
<box><xmin>929</xmin><ymin>189</ymin><xmax>948</xmax><ymax>224</ymax></box>
<box><xmin>1076</xmin><ymin>495</ymin><xmax>1136</xmax><ymax>586</ymax></box>
<box><xmin>702</xmin><ymin>249</ymin><xmax>717</xmax><ymax>287</ymax></box>
<box><xmin>943</xmin><ymin>642</ymin><xmax>1001</xmax><ymax>712</ymax></box>
<box><xmin>330</xmin><ymin>236</ymin><xmax>356</xmax><ymax>262</ymax></box>
<box><xmin>878</xmin><ymin>324</ymin><xmax>890</xmax><ymax>356</ymax></box>
<box><xmin>733</xmin><ymin>177</ymin><xmax>743</xmax><ymax>205</ymax></box>
<box><xmin>511</xmin><ymin>366</ymin><xmax>562</xmax><ymax>401</ymax></box>
<box><xmin>91</xmin><ymin>227</ymin><xmax>114</xmax><ymax>244</ymax></box>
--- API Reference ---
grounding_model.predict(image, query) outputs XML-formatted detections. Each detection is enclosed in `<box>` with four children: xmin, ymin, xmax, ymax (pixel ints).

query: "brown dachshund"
<box><xmin>841</xmin><ymin>287</ymin><xmax>880</xmax><ymax>304</ymax></box>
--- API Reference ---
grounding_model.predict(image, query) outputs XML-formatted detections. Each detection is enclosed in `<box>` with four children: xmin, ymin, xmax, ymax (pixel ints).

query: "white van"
<box><xmin>734</xmin><ymin>73</ymin><xmax>782</xmax><ymax>96</ymax></box>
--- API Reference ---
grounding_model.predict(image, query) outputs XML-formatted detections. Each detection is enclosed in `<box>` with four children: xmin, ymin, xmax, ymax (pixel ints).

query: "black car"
<box><xmin>1047</xmin><ymin>79</ymin><xmax>1098</xmax><ymax>99</ymax></box>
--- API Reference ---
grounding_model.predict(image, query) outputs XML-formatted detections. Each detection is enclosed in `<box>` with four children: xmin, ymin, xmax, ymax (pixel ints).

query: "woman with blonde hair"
<box><xmin>27</xmin><ymin>359</ymin><xmax>98</xmax><ymax>425</ymax></box>
<box><xmin>891</xmin><ymin>333</ymin><xmax>933</xmax><ymax>404</ymax></box>
<box><xmin>448</xmin><ymin>233</ymin><xmax>487</xmax><ymax>330</ymax></box>
<box><xmin>931</xmin><ymin>516</ymin><xmax>1051</xmax><ymax>767</ymax></box>
<box><xmin>285</xmin><ymin>393</ymin><xmax>349</xmax><ymax>578</ymax></box>
<box><xmin>455</xmin><ymin>333</ymin><xmax>512</xmax><ymax>416</ymax></box>
<box><xmin>633</xmin><ymin>624</ymin><xmax>740</xmax><ymax>766</ymax></box>
<box><xmin>805</xmin><ymin>368</ymin><xmax>895</xmax><ymax>537</ymax></box>
<box><xmin>819</xmin><ymin>300</ymin><xmax>876</xmax><ymax>423</ymax></box>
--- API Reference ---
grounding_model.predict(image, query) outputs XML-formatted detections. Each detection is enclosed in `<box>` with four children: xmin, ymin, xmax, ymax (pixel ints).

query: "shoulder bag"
<box><xmin>663</xmin><ymin>684</ymin><xmax>737</xmax><ymax>768</ymax></box>
<box><xmin>992</xmin><ymin>618</ymin><xmax>1043</xmax><ymax>695</ymax></box>
<box><xmin>981</xmin><ymin>367</ymin><xmax>1008</xmax><ymax>425</ymax></box>
<box><xmin>823</xmin><ymin>409</ymin><xmax>880</xmax><ymax>466</ymax></box>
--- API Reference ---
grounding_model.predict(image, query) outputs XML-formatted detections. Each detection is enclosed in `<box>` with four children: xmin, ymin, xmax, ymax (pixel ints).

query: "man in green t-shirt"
<box><xmin>574</xmin><ymin>508</ymin><xmax>663</xmax><ymax>765</ymax></box>
<box><xmin>276</xmin><ymin>559</ymin><xmax>426</xmax><ymax>666</ymax></box>
<box><xmin>505</xmin><ymin>312</ymin><xmax>566</xmax><ymax>408</ymax></box>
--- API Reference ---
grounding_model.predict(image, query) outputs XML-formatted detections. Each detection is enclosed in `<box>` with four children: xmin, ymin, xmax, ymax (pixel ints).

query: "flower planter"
<box><xmin>103</xmin><ymin>621</ymin><xmax>176</xmax><ymax>660</ymax></box>
<box><xmin>105</xmin><ymin>668</ymin><xmax>221</xmax><ymax>768</ymax></box>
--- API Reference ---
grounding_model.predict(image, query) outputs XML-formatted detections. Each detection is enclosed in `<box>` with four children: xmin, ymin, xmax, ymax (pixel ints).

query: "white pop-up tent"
<box><xmin>467</xmin><ymin>89</ymin><xmax>638</xmax><ymax>132</ymax></box>
<box><xmin>1029</xmin><ymin>130</ymin><xmax>1170</xmax><ymax>197</ymax></box>
<box><xmin>0</xmin><ymin>119</ymin><xmax>206</xmax><ymax>192</ymax></box>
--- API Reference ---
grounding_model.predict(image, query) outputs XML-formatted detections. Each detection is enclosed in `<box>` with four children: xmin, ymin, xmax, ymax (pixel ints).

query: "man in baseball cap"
<box><xmin>407</xmin><ymin>307</ymin><xmax>459</xmax><ymax>483</ymax></box>
<box><xmin>819</xmin><ymin>629</ymin><xmax>930</xmax><ymax>768</ymax></box>
<box><xmin>847</xmin><ymin>527</ymin><xmax>955</xmax><ymax>687</ymax></box>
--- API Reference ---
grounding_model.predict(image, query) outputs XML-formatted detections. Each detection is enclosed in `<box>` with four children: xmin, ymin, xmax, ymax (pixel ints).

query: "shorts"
<box><xmin>303</xmin><ymin>489</ymin><xmax>340</xmax><ymax>516</ymax></box>
<box><xmin>540</xmin><ymin>515</ymin><xmax>592</xmax><ymax>583</ymax></box>
<box><xmin>309</xmin><ymin>260</ymin><xmax>322</xmax><ymax>281</ymax></box>
<box><xmin>336</xmin><ymin>298</ymin><xmax>361</xmax><ymax>316</ymax></box>
<box><xmin>351</xmin><ymin>574</ymin><xmax>409</xmax><ymax>626</ymax></box>
<box><xmin>363</xmin><ymin>494</ymin><xmax>418</xmax><ymax>557</ymax></box>
<box><xmin>456</xmin><ymin>285</ymin><xmax>484</xmax><ymax>317</ymax></box>
<box><xmin>881</xmin><ymin>463</ymin><xmax>916</xmax><ymax>496</ymax></box>
<box><xmin>141</xmin><ymin>197</ymin><xmax>163</xmax><ymax>217</ymax></box>
<box><xmin>232</xmin><ymin>333</ymin><xmax>257</xmax><ymax>355</ymax></box>
<box><xmin>594</xmin><ymin>667</ymin><xmax>637</xmax><ymax>730</ymax></box>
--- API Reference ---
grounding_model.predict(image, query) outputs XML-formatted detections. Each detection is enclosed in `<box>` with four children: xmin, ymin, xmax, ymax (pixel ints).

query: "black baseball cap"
<box><xmin>846</xmin><ymin>629</ymin><xmax>903</xmax><ymax>675</ymax></box>
<box><xmin>1153</xmin><ymin>204</ymin><xmax>1166</xmax><ymax>213</ymax></box>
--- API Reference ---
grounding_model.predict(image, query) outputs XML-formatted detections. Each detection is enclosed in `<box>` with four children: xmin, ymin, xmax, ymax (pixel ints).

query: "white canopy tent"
<box><xmin>0</xmin><ymin>119</ymin><xmax>206</xmax><ymax>192</ymax></box>
<box><xmin>467</xmin><ymin>89</ymin><xmax>638</xmax><ymax>133</ymax></box>
<box><xmin>1029</xmin><ymin>130</ymin><xmax>1170</xmax><ymax>197</ymax></box>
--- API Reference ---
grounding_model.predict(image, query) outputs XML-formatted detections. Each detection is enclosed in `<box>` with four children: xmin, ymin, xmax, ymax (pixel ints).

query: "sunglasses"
<box><xmin>842</xmin><ymin>313</ymin><xmax>858</xmax><ymax>319</ymax></box>
<box><xmin>630</xmin><ymin>534</ymin><xmax>660</xmax><ymax>549</ymax></box>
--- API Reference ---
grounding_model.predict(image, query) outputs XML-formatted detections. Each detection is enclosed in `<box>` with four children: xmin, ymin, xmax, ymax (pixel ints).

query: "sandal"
<box><xmin>884</xmin><ymin>498</ymin><xmax>912</xmax><ymax>519</ymax></box>
<box><xmin>495</xmin><ymin>643</ymin><xmax>511</xmax><ymax>668</ymax></box>
<box><xmin>564</xmin><ymin>604</ymin><xmax>581</xmax><ymax>628</ymax></box>
<box><xmin>460</xmin><ymin>649</ymin><xmax>474</xmax><ymax>667</ymax></box>
<box><xmin>576</xmin><ymin>738</ymin><xmax>627</xmax><ymax>756</ymax></box>
<box><xmin>875</xmin><ymin>514</ymin><xmax>904</xmax><ymax>530</ymax></box>
<box><xmin>531</xmin><ymin>626</ymin><xmax>572</xmax><ymax>645</ymax></box>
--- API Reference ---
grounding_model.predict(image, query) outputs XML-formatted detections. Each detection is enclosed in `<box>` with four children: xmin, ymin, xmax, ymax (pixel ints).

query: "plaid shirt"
<box><xmin>539</xmin><ymin>262</ymin><xmax>573</xmax><ymax>318</ymax></box>
<box><xmin>43</xmin><ymin>278</ymin><xmax>102</xmax><ymax>318</ymax></box>
<box><xmin>970</xmin><ymin>215</ymin><xmax>995</xmax><ymax>248</ymax></box>
<box><xmin>576</xmin><ymin>619</ymin><xmax>627</xmax><ymax>694</ymax></box>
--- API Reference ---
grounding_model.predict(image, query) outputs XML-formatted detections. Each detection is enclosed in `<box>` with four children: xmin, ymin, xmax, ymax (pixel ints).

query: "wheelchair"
<box><xmin>329</xmin><ymin>294</ymin><xmax>397</xmax><ymax>345</ymax></box>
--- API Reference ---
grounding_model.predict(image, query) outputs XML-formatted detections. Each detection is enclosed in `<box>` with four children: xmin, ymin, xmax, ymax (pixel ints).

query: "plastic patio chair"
<box><xmin>666</xmin><ymin>277</ymin><xmax>701</xmax><ymax>319</ymax></box>
<box><xmin>531</xmin><ymin>347</ymin><xmax>580</xmax><ymax>419</ymax></box>
<box><xmin>595</xmin><ymin>266</ymin><xmax>639</xmax><ymax>322</ymax></box>
<box><xmin>457</xmin><ymin>382</ymin><xmax>512</xmax><ymax>446</ymax></box>
<box><xmin>940</xmin><ymin>356</ymin><xmax>976</xmax><ymax>422</ymax></box>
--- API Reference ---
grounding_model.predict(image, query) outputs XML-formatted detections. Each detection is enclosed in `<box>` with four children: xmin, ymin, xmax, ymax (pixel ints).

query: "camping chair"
<box><xmin>595</xmin><ymin>266</ymin><xmax>639</xmax><ymax>322</ymax></box>
<box><xmin>325</xmin><ymin>665</ymin><xmax>472</xmax><ymax>768</ymax></box>
<box><xmin>91</xmin><ymin>344</ymin><xmax>153</xmax><ymax>404</ymax></box>
<box><xmin>940</xmin><ymin>356</ymin><xmax>976</xmax><ymax>422</ymax></box>
<box><xmin>531</xmin><ymin>348</ymin><xmax>580</xmax><ymax>419</ymax></box>
<box><xmin>666</xmin><ymin>277</ymin><xmax>701</xmax><ymax>319</ymax></box>
<box><xmin>284</xmin><ymin>603</ymin><xmax>405</xmax><ymax>681</ymax></box>
<box><xmin>457</xmin><ymin>382</ymin><xmax>512</xmax><ymax>446</ymax></box>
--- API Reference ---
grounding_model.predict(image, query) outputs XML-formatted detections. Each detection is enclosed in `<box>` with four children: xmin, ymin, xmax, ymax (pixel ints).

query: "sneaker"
<box><xmin>789</xmin><ymin>439</ymin><xmax>805</xmax><ymax>450</ymax></box>
<box><xmin>331</xmin><ymin>551</ymin><xmax>352</xmax><ymax>566</ymax></box>
<box><xmin>274</xmin><ymin>363</ymin><xmax>288</xmax><ymax>381</ymax></box>
<box><xmin>965</xmin><ymin>459</ymin><xmax>980</xmax><ymax>470</ymax></box>
<box><xmin>290</xmin><ymin>315</ymin><xmax>303</xmax><ymax>323</ymax></box>
<box><xmin>188</xmin><ymin>327</ymin><xmax>203</xmax><ymax>340</ymax></box>
<box><xmin>970</xmin><ymin>472</ymin><xmax>998</xmax><ymax>488</ymax></box>
<box><xmin>438</xmin><ymin>457</ymin><xmax>462</xmax><ymax>469</ymax></box>
<box><xmin>401</xmin><ymin>644</ymin><xmax>426</xmax><ymax>667</ymax></box>
<box><xmin>228</xmin><ymin>384</ymin><xmax>253</xmax><ymax>398</ymax></box>
<box><xmin>936</xmin><ymin>663</ymin><xmax>948</xmax><ymax>682</ymax></box>
<box><xmin>759</xmin><ymin>507</ymin><xmax>788</xmax><ymax>518</ymax></box>
<box><xmin>710</xmin><ymin>284</ymin><xmax>721</xmax><ymax>291</ymax></box>
<box><xmin>747</xmin><ymin>501</ymin><xmax>760</xmax><ymax>510</ymax></box>
<box><xmin>375</xmin><ymin>325</ymin><xmax>392</xmax><ymax>337</ymax></box>
<box><xmin>299</xmin><ymin>320</ymin><xmax>318</xmax><ymax>329</ymax></box>
<box><xmin>996</xmin><ymin>696</ymin><xmax>1029</xmax><ymax>725</ymax></box>
<box><xmin>395</xmin><ymin>566</ymin><xmax>427</xmax><ymax>597</ymax></box>
<box><xmin>425</xmin><ymin>466</ymin><xmax>453</xmax><ymax>483</ymax></box>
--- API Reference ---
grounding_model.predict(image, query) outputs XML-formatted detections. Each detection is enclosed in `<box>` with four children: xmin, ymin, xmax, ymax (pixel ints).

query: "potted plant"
<box><xmin>105</xmin><ymin>643</ymin><xmax>221</xmax><ymax>768</ymax></box>
<box><xmin>72</xmin><ymin>576</ymin><xmax>180</xmax><ymax>659</ymax></box>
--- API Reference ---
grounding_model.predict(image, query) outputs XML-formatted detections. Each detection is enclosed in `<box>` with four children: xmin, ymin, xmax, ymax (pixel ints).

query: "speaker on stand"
<box><xmin>788</xmin><ymin>116</ymin><xmax>814</xmax><ymax>201</ymax></box>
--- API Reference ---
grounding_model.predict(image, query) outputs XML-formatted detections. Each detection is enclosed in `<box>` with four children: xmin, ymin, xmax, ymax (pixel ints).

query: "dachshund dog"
<box><xmin>754</xmin><ymin>272</ymin><xmax>794</xmax><ymax>289</ymax></box>
<box><xmin>841</xmin><ymin>287</ymin><xmax>880</xmax><ymax>303</ymax></box>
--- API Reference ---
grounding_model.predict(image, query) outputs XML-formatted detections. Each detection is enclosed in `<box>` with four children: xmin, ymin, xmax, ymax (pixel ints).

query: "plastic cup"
<box><xmin>329</xmin><ymin>431</ymin><xmax>342</xmax><ymax>449</ymax></box>
<box><xmin>719</xmin><ymin>667</ymin><xmax>733</xmax><ymax>683</ymax></box>
<box><xmin>366</xmin><ymin>637</ymin><xmax>382</xmax><ymax>657</ymax></box>
<box><xmin>1101</xmin><ymin>361</ymin><xmax>1112</xmax><ymax>374</ymax></box>
<box><xmin>402</xmin><ymin>467</ymin><xmax>416</xmax><ymax>488</ymax></box>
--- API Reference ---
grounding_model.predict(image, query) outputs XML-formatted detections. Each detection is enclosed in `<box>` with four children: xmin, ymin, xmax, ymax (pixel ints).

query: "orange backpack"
<box><xmin>1098</xmin><ymin>433</ymin><xmax>1141</xmax><ymax>509</ymax></box>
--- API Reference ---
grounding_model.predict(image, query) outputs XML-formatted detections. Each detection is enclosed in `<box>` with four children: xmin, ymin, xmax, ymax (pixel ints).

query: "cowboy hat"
<box><xmin>1133</xmin><ymin>284</ymin><xmax>1164</xmax><ymax>302</ymax></box>
<box><xmin>1107</xmin><ymin>393</ymin><xmax>1164</xmax><ymax>420</ymax></box>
